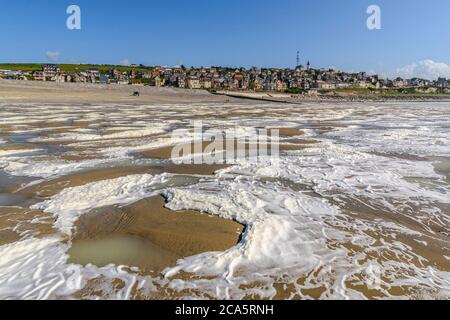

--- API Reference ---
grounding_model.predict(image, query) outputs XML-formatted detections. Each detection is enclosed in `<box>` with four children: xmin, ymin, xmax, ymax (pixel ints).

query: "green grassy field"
<box><xmin>0</xmin><ymin>63</ymin><xmax>154</xmax><ymax>73</ymax></box>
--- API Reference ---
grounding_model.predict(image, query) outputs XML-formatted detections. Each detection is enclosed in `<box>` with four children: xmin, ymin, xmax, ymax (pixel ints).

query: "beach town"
<box><xmin>1</xmin><ymin>62</ymin><xmax>449</xmax><ymax>96</ymax></box>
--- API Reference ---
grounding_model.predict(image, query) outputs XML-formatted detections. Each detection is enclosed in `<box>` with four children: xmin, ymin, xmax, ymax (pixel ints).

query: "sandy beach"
<box><xmin>0</xmin><ymin>79</ymin><xmax>237</xmax><ymax>104</ymax></box>
<box><xmin>0</xmin><ymin>81</ymin><xmax>449</xmax><ymax>300</ymax></box>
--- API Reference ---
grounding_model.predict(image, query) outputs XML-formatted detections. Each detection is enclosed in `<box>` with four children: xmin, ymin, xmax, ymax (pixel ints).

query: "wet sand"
<box><xmin>0</xmin><ymin>207</ymin><xmax>55</xmax><ymax>246</ymax></box>
<box><xmin>69</xmin><ymin>196</ymin><xmax>244</xmax><ymax>272</ymax></box>
<box><xmin>275</xmin><ymin>128</ymin><xmax>304</xmax><ymax>137</ymax></box>
<box><xmin>141</xmin><ymin>140</ymin><xmax>309</xmax><ymax>160</ymax></box>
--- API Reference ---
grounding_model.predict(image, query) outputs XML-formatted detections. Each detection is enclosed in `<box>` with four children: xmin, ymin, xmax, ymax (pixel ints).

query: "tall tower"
<box><xmin>307</xmin><ymin>60</ymin><xmax>311</xmax><ymax>71</ymax></box>
<box><xmin>296</xmin><ymin>51</ymin><xmax>300</xmax><ymax>68</ymax></box>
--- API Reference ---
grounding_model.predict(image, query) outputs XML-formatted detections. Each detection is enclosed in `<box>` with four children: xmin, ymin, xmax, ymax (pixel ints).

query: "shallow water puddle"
<box><xmin>0</xmin><ymin>171</ymin><xmax>36</xmax><ymax>193</ymax></box>
<box><xmin>68</xmin><ymin>234</ymin><xmax>179</xmax><ymax>272</ymax></box>
<box><xmin>429</xmin><ymin>156</ymin><xmax>450</xmax><ymax>181</ymax></box>
<box><xmin>0</xmin><ymin>193</ymin><xmax>32</xmax><ymax>207</ymax></box>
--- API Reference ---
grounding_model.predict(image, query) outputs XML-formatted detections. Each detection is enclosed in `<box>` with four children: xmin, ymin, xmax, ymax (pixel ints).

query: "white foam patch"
<box><xmin>0</xmin><ymin>117</ymin><xmax>44</xmax><ymax>125</ymax></box>
<box><xmin>31</xmin><ymin>126</ymin><xmax>169</xmax><ymax>143</ymax></box>
<box><xmin>10</xmin><ymin>126</ymin><xmax>73</xmax><ymax>134</ymax></box>
<box><xmin>2</xmin><ymin>158</ymin><xmax>125</xmax><ymax>179</ymax></box>
<box><xmin>218</xmin><ymin>141</ymin><xmax>450</xmax><ymax>235</ymax></box>
<box><xmin>324</xmin><ymin>125</ymin><xmax>450</xmax><ymax>157</ymax></box>
<box><xmin>0</xmin><ymin>149</ymin><xmax>44</xmax><ymax>157</ymax></box>
<box><xmin>162</xmin><ymin>182</ymin><xmax>342</xmax><ymax>281</ymax></box>
<box><xmin>0</xmin><ymin>237</ymin><xmax>79</xmax><ymax>299</ymax></box>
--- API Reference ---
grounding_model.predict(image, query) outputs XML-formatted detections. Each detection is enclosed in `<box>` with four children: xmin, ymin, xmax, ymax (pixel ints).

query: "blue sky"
<box><xmin>1</xmin><ymin>0</ymin><xmax>450</xmax><ymax>78</ymax></box>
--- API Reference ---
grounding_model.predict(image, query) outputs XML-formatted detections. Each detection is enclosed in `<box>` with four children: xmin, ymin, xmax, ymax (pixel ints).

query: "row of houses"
<box><xmin>1</xmin><ymin>64</ymin><xmax>449</xmax><ymax>93</ymax></box>
<box><xmin>155</xmin><ymin>65</ymin><xmax>450</xmax><ymax>92</ymax></box>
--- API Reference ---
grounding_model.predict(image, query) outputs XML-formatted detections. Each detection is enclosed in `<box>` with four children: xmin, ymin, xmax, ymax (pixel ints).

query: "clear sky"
<box><xmin>1</xmin><ymin>0</ymin><xmax>449</xmax><ymax>79</ymax></box>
